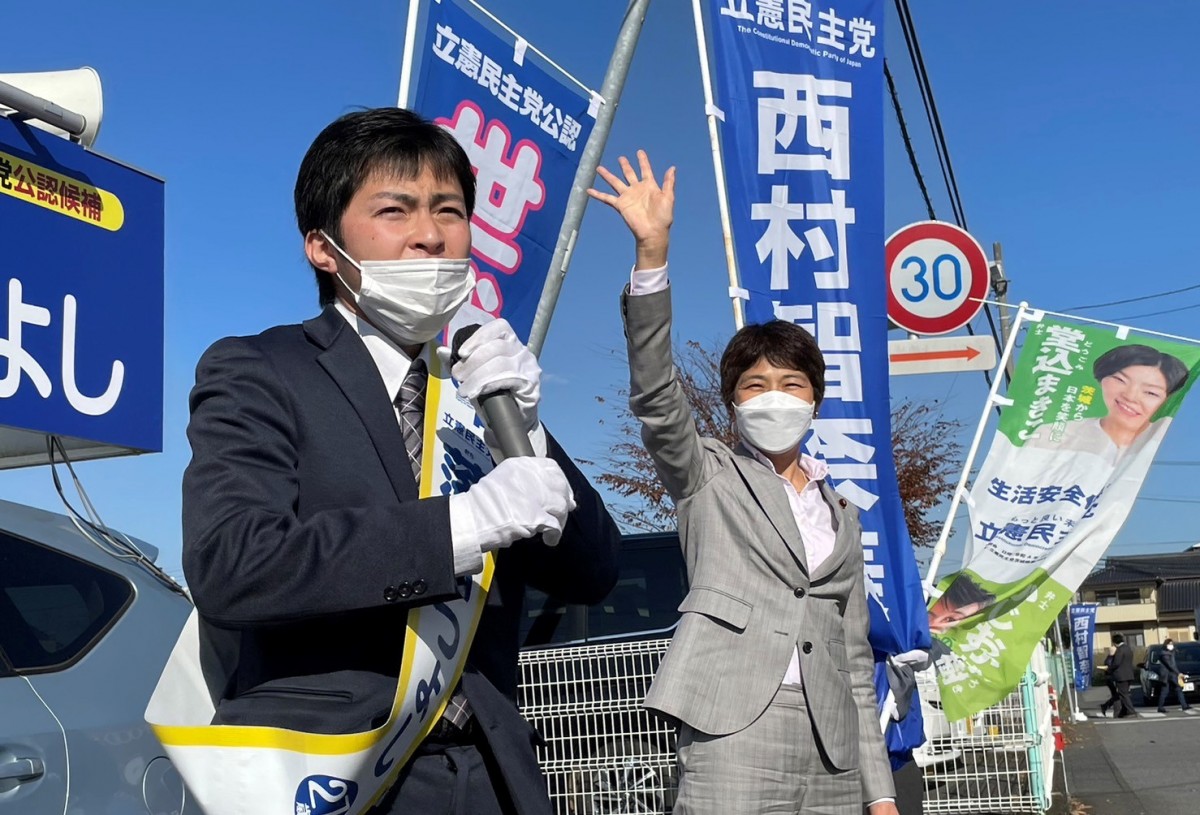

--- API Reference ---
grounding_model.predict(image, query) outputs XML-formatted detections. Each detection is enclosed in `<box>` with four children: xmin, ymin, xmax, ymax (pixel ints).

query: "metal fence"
<box><xmin>915</xmin><ymin>644</ymin><xmax>1055</xmax><ymax>814</ymax></box>
<box><xmin>518</xmin><ymin>638</ymin><xmax>677</xmax><ymax>814</ymax></box>
<box><xmin>518</xmin><ymin>639</ymin><xmax>1057</xmax><ymax>815</ymax></box>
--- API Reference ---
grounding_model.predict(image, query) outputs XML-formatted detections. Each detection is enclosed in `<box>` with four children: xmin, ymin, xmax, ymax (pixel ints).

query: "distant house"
<box><xmin>1076</xmin><ymin>548</ymin><xmax>1200</xmax><ymax>663</ymax></box>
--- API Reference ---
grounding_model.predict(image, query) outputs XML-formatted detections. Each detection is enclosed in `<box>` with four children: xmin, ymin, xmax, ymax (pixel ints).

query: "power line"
<box><xmin>884</xmin><ymin>60</ymin><xmax>935</xmax><ymax>221</ymax></box>
<box><xmin>892</xmin><ymin>0</ymin><xmax>964</xmax><ymax>228</ymax></box>
<box><xmin>891</xmin><ymin>0</ymin><xmax>1008</xmax><ymax>387</ymax></box>
<box><xmin>1065</xmin><ymin>282</ymin><xmax>1200</xmax><ymax>313</ymax></box>
<box><xmin>1108</xmin><ymin>301</ymin><xmax>1200</xmax><ymax>323</ymax></box>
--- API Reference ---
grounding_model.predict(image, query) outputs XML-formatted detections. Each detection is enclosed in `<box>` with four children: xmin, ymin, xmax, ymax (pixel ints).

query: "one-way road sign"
<box><xmin>888</xmin><ymin>335</ymin><xmax>997</xmax><ymax>376</ymax></box>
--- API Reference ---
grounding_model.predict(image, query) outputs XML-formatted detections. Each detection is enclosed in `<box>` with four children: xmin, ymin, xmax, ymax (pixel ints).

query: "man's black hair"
<box><xmin>294</xmin><ymin>108</ymin><xmax>476</xmax><ymax>305</ymax></box>
<box><xmin>941</xmin><ymin>574</ymin><xmax>996</xmax><ymax>609</ymax></box>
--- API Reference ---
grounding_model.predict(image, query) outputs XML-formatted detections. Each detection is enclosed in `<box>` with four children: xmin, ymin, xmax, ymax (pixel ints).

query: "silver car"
<box><xmin>0</xmin><ymin>498</ymin><xmax>192</xmax><ymax>814</ymax></box>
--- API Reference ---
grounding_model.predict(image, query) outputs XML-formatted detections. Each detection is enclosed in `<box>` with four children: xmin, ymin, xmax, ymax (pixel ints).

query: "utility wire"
<box><xmin>884</xmin><ymin>60</ymin><xmax>935</xmax><ymax>221</ymax></box>
<box><xmin>1065</xmin><ymin>282</ymin><xmax>1200</xmax><ymax>313</ymax></box>
<box><xmin>1108</xmin><ymin>301</ymin><xmax>1200</xmax><ymax>323</ymax></box>
<box><xmin>891</xmin><ymin>0</ymin><xmax>1008</xmax><ymax>387</ymax></box>
<box><xmin>893</xmin><ymin>0</ymin><xmax>965</xmax><ymax>229</ymax></box>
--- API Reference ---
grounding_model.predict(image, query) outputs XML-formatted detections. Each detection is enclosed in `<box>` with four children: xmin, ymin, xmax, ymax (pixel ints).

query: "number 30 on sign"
<box><xmin>885</xmin><ymin>221</ymin><xmax>990</xmax><ymax>336</ymax></box>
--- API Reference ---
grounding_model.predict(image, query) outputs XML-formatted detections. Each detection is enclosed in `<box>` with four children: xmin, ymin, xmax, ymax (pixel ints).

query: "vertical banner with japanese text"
<box><xmin>408</xmin><ymin>0</ymin><xmax>596</xmax><ymax>342</ymax></box>
<box><xmin>931</xmin><ymin>318</ymin><xmax>1200</xmax><ymax>720</ymax></box>
<box><xmin>706</xmin><ymin>0</ymin><xmax>931</xmax><ymax>762</ymax></box>
<box><xmin>1068</xmin><ymin>603</ymin><xmax>1098</xmax><ymax>691</ymax></box>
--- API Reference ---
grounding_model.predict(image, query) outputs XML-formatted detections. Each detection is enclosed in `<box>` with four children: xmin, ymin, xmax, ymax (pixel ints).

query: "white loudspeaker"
<box><xmin>0</xmin><ymin>67</ymin><xmax>103</xmax><ymax>148</ymax></box>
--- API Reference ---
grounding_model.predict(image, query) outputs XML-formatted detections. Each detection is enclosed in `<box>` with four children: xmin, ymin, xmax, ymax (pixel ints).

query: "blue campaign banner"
<box><xmin>0</xmin><ymin>117</ymin><xmax>163</xmax><ymax>460</ymax></box>
<box><xmin>1068</xmin><ymin>603</ymin><xmax>1098</xmax><ymax>691</ymax></box>
<box><xmin>410</xmin><ymin>0</ymin><xmax>595</xmax><ymax>342</ymax></box>
<box><xmin>708</xmin><ymin>0</ymin><xmax>930</xmax><ymax>759</ymax></box>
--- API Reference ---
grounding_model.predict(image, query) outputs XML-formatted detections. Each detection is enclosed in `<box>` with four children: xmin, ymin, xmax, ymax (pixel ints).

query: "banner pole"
<box><xmin>527</xmin><ymin>0</ymin><xmax>653</xmax><ymax>357</ymax></box>
<box><xmin>397</xmin><ymin>0</ymin><xmax>423</xmax><ymax>108</ymax></box>
<box><xmin>690</xmin><ymin>0</ymin><xmax>744</xmax><ymax>330</ymax></box>
<box><xmin>923</xmin><ymin>301</ymin><xmax>1030</xmax><ymax>597</ymax></box>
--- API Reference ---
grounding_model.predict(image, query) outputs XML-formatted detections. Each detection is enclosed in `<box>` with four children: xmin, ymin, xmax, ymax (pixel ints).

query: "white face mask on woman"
<box><xmin>733</xmin><ymin>390</ymin><xmax>816</xmax><ymax>455</ymax></box>
<box><xmin>321</xmin><ymin>230</ymin><xmax>476</xmax><ymax>346</ymax></box>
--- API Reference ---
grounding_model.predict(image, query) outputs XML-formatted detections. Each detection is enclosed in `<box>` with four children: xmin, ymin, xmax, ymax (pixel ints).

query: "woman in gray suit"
<box><xmin>589</xmin><ymin>152</ymin><xmax>897</xmax><ymax>814</ymax></box>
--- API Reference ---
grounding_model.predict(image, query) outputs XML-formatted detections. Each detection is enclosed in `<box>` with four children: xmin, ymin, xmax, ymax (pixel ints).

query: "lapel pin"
<box><xmin>838</xmin><ymin>498</ymin><xmax>847</xmax><ymax>509</ymax></box>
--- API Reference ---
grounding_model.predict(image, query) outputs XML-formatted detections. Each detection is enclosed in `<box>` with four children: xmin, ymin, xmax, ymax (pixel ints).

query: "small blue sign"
<box><xmin>294</xmin><ymin>774</ymin><xmax>358</xmax><ymax>815</ymax></box>
<box><xmin>0</xmin><ymin>116</ymin><xmax>163</xmax><ymax>459</ymax></box>
<box><xmin>1068</xmin><ymin>603</ymin><xmax>1099</xmax><ymax>691</ymax></box>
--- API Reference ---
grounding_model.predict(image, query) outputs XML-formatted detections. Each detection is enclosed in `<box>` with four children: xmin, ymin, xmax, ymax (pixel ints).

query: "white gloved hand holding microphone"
<box><xmin>439</xmin><ymin>319</ymin><xmax>572</xmax><ymax>566</ymax></box>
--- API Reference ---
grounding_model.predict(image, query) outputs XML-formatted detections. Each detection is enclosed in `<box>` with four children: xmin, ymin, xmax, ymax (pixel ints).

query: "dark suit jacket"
<box><xmin>1110</xmin><ymin>642</ymin><xmax>1135</xmax><ymax>682</ymax></box>
<box><xmin>1159</xmin><ymin>649</ymin><xmax>1183</xmax><ymax>681</ymax></box>
<box><xmin>182</xmin><ymin>306</ymin><xmax>620</xmax><ymax>815</ymax></box>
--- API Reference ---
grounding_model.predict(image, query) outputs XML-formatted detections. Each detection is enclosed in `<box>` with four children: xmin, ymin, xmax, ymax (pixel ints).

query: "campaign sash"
<box><xmin>146</xmin><ymin>348</ymin><xmax>494</xmax><ymax>815</ymax></box>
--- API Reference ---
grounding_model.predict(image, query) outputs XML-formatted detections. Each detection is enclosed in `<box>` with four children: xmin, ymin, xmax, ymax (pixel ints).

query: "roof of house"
<box><xmin>1081</xmin><ymin>549</ymin><xmax>1200</xmax><ymax>589</ymax></box>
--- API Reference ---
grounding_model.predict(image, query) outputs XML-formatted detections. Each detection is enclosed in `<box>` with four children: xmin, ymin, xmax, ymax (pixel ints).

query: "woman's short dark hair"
<box><xmin>1093</xmin><ymin>344</ymin><xmax>1190</xmax><ymax>395</ymax></box>
<box><xmin>719</xmin><ymin>320</ymin><xmax>825</xmax><ymax>409</ymax></box>
<box><xmin>294</xmin><ymin>108</ymin><xmax>477</xmax><ymax>305</ymax></box>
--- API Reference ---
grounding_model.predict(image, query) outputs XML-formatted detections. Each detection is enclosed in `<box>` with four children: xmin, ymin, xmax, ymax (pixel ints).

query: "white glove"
<box><xmin>449</xmin><ymin>457</ymin><xmax>576</xmax><ymax>570</ymax></box>
<box><xmin>444</xmin><ymin>319</ymin><xmax>541</xmax><ymax>439</ymax></box>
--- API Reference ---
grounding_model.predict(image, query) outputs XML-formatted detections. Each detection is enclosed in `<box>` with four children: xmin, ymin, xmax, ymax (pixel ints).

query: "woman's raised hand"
<box><xmin>588</xmin><ymin>150</ymin><xmax>675</xmax><ymax>270</ymax></box>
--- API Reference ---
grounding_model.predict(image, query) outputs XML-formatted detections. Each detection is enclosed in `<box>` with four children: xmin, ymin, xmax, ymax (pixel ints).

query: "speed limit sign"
<box><xmin>885</xmin><ymin>221</ymin><xmax>990</xmax><ymax>335</ymax></box>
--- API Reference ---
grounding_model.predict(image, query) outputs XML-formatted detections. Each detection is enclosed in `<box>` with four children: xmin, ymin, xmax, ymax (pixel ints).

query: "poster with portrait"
<box><xmin>930</xmin><ymin>316</ymin><xmax>1200</xmax><ymax>720</ymax></box>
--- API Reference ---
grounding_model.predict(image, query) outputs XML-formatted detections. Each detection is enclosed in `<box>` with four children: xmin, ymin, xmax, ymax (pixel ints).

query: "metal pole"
<box><xmin>923</xmin><ymin>302</ymin><xmax>1029</xmax><ymax>596</ymax></box>
<box><xmin>690</xmin><ymin>0</ymin><xmax>744</xmax><ymax>330</ymax></box>
<box><xmin>0</xmin><ymin>79</ymin><xmax>87</xmax><ymax>138</ymax></box>
<box><xmin>990</xmin><ymin>241</ymin><xmax>1016</xmax><ymax>381</ymax></box>
<box><xmin>526</xmin><ymin>0</ymin><xmax>653</xmax><ymax>357</ymax></box>
<box><xmin>396</xmin><ymin>0</ymin><xmax>423</xmax><ymax>107</ymax></box>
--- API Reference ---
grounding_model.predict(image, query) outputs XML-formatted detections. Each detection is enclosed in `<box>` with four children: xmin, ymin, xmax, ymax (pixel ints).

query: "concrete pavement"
<box><xmin>1060</xmin><ymin>683</ymin><xmax>1200</xmax><ymax>814</ymax></box>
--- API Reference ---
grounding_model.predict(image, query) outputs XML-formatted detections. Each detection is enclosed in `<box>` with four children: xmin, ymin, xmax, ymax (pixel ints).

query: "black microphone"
<box><xmin>451</xmin><ymin>324</ymin><xmax>535</xmax><ymax>458</ymax></box>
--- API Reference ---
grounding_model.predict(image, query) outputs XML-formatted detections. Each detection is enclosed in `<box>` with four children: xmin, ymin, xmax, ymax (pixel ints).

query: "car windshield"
<box><xmin>1175</xmin><ymin>643</ymin><xmax>1200</xmax><ymax>670</ymax></box>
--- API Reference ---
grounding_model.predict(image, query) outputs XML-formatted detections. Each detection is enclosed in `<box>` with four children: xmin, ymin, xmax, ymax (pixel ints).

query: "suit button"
<box><xmin>794</xmin><ymin>587</ymin><xmax>806</xmax><ymax>598</ymax></box>
<box><xmin>413</xmin><ymin>579</ymin><xmax>427</xmax><ymax>596</ymax></box>
<box><xmin>802</xmin><ymin>642</ymin><xmax>813</xmax><ymax>654</ymax></box>
<box><xmin>397</xmin><ymin>581</ymin><xmax>413</xmax><ymax>599</ymax></box>
<box><xmin>384</xmin><ymin>586</ymin><xmax>400</xmax><ymax>603</ymax></box>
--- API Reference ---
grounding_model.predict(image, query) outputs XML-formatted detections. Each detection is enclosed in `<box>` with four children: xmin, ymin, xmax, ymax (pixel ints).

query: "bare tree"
<box><xmin>584</xmin><ymin>340</ymin><xmax>963</xmax><ymax>547</ymax></box>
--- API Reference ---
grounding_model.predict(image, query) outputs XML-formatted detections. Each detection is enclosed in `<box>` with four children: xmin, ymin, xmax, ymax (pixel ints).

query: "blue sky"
<box><xmin>3</xmin><ymin>1</ymin><xmax>1200</xmax><ymax>582</ymax></box>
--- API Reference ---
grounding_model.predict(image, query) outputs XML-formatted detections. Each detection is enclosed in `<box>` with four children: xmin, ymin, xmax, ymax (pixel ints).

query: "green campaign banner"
<box><xmin>929</xmin><ymin>317</ymin><xmax>1200</xmax><ymax>720</ymax></box>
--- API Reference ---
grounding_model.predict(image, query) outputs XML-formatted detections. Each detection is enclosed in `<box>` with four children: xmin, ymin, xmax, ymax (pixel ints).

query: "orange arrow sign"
<box><xmin>890</xmin><ymin>346</ymin><xmax>982</xmax><ymax>364</ymax></box>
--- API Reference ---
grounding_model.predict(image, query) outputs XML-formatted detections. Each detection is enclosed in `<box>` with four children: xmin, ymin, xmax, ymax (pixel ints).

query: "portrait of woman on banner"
<box><xmin>1023</xmin><ymin>343</ymin><xmax>1190</xmax><ymax>467</ymax></box>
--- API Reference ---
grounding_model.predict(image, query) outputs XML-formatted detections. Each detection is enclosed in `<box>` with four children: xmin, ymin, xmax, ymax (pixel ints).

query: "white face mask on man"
<box><xmin>320</xmin><ymin>230</ymin><xmax>476</xmax><ymax>346</ymax></box>
<box><xmin>733</xmin><ymin>390</ymin><xmax>816</xmax><ymax>455</ymax></box>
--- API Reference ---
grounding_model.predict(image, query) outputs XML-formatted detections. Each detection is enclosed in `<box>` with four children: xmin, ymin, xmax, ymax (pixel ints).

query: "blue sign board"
<box><xmin>1068</xmin><ymin>603</ymin><xmax>1098</xmax><ymax>691</ymax></box>
<box><xmin>0</xmin><ymin>116</ymin><xmax>163</xmax><ymax>463</ymax></box>
<box><xmin>708</xmin><ymin>0</ymin><xmax>930</xmax><ymax>762</ymax></box>
<box><xmin>410</xmin><ymin>0</ymin><xmax>596</xmax><ymax>342</ymax></box>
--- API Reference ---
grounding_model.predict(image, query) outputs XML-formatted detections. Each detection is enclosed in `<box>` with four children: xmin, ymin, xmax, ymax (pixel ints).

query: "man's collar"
<box><xmin>333</xmin><ymin>300</ymin><xmax>425</xmax><ymax>400</ymax></box>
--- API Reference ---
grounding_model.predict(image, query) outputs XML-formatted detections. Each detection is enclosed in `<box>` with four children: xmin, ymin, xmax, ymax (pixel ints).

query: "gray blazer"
<box><xmin>623</xmin><ymin>286</ymin><xmax>894</xmax><ymax>803</ymax></box>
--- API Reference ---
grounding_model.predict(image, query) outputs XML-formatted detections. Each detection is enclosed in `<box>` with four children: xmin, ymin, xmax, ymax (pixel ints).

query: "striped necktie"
<box><xmin>396</xmin><ymin>358</ymin><xmax>427</xmax><ymax>480</ymax></box>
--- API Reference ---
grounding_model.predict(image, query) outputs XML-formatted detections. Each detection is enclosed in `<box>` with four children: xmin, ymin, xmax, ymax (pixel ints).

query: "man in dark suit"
<box><xmin>1156</xmin><ymin>638</ymin><xmax>1192</xmax><ymax>713</ymax></box>
<box><xmin>182</xmin><ymin>108</ymin><xmax>620</xmax><ymax>814</ymax></box>
<box><xmin>1108</xmin><ymin>633</ymin><xmax>1137</xmax><ymax>718</ymax></box>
